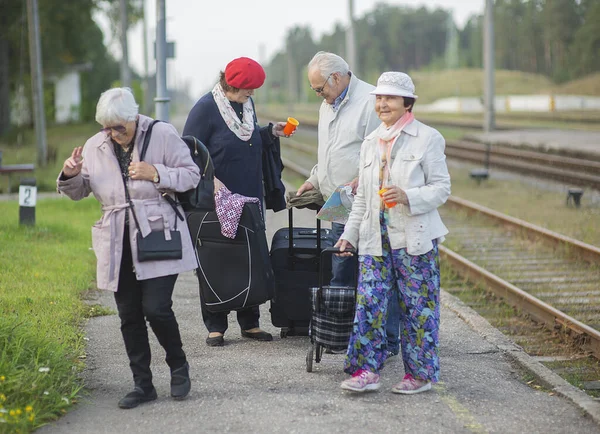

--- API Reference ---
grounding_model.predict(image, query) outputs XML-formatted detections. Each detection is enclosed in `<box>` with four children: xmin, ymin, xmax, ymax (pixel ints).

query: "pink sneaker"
<box><xmin>391</xmin><ymin>373</ymin><xmax>432</xmax><ymax>395</ymax></box>
<box><xmin>340</xmin><ymin>370</ymin><xmax>380</xmax><ymax>392</ymax></box>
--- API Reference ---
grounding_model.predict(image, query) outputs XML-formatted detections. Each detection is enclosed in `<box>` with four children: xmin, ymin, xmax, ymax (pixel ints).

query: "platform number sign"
<box><xmin>19</xmin><ymin>184</ymin><xmax>37</xmax><ymax>207</ymax></box>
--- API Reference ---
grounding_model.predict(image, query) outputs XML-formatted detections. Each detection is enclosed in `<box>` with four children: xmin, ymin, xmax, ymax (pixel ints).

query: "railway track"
<box><xmin>445</xmin><ymin>140</ymin><xmax>600</xmax><ymax>190</ymax></box>
<box><xmin>280</xmin><ymin>149</ymin><xmax>600</xmax><ymax>360</ymax></box>
<box><xmin>282</xmin><ymin>131</ymin><xmax>600</xmax><ymax>190</ymax></box>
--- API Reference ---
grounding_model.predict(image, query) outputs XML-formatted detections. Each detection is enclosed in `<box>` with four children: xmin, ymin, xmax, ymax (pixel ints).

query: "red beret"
<box><xmin>225</xmin><ymin>57</ymin><xmax>266</xmax><ymax>90</ymax></box>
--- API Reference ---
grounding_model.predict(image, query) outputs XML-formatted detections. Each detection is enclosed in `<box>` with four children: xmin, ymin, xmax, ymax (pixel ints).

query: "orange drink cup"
<box><xmin>283</xmin><ymin>117</ymin><xmax>299</xmax><ymax>136</ymax></box>
<box><xmin>378</xmin><ymin>188</ymin><xmax>397</xmax><ymax>208</ymax></box>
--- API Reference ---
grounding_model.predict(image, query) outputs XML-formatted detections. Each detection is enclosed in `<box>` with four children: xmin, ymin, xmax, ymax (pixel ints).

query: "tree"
<box><xmin>0</xmin><ymin>0</ymin><xmax>140</xmax><ymax>136</ymax></box>
<box><xmin>541</xmin><ymin>0</ymin><xmax>581</xmax><ymax>81</ymax></box>
<box><xmin>569</xmin><ymin>0</ymin><xmax>600</xmax><ymax>77</ymax></box>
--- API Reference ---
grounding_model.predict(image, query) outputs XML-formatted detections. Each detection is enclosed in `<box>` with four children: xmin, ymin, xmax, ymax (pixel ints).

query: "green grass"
<box><xmin>409</xmin><ymin>69</ymin><xmax>556</xmax><ymax>104</ymax></box>
<box><xmin>0</xmin><ymin>123</ymin><xmax>99</xmax><ymax>193</ymax></box>
<box><xmin>0</xmin><ymin>197</ymin><xmax>101</xmax><ymax>432</ymax></box>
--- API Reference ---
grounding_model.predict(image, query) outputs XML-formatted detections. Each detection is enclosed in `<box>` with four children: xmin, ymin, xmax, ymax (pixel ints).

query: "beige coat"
<box><xmin>306</xmin><ymin>73</ymin><xmax>380</xmax><ymax>199</ymax></box>
<box><xmin>341</xmin><ymin>119</ymin><xmax>451</xmax><ymax>256</ymax></box>
<box><xmin>57</xmin><ymin>115</ymin><xmax>200</xmax><ymax>291</ymax></box>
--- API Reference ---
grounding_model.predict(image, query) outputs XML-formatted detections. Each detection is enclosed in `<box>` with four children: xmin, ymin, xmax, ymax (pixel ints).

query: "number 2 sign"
<box><xmin>19</xmin><ymin>185</ymin><xmax>37</xmax><ymax>207</ymax></box>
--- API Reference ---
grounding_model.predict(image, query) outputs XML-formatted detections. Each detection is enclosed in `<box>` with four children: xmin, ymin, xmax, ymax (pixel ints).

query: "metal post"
<box><xmin>258</xmin><ymin>43</ymin><xmax>266</xmax><ymax>105</ymax></box>
<box><xmin>346</xmin><ymin>0</ymin><xmax>357</xmax><ymax>74</ymax></box>
<box><xmin>119</xmin><ymin>0</ymin><xmax>131</xmax><ymax>88</ymax></box>
<box><xmin>483</xmin><ymin>0</ymin><xmax>495</xmax><ymax>133</ymax></box>
<box><xmin>286</xmin><ymin>38</ymin><xmax>295</xmax><ymax>114</ymax></box>
<box><xmin>142</xmin><ymin>0</ymin><xmax>151</xmax><ymax>114</ymax></box>
<box><xmin>26</xmin><ymin>0</ymin><xmax>47</xmax><ymax>166</ymax></box>
<box><xmin>155</xmin><ymin>0</ymin><xmax>169</xmax><ymax>121</ymax></box>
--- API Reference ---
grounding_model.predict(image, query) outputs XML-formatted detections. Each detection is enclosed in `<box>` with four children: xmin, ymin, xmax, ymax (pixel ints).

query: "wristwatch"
<box><xmin>152</xmin><ymin>168</ymin><xmax>159</xmax><ymax>183</ymax></box>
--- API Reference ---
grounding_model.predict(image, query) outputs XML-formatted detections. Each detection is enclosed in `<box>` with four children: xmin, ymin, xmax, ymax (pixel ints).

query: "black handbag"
<box><xmin>119</xmin><ymin>120</ymin><xmax>184</xmax><ymax>262</ymax></box>
<box><xmin>135</xmin><ymin>224</ymin><xmax>182</xmax><ymax>262</ymax></box>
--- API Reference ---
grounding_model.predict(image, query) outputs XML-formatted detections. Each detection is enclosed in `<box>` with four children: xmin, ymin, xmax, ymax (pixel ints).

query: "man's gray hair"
<box><xmin>308</xmin><ymin>51</ymin><xmax>350</xmax><ymax>81</ymax></box>
<box><xmin>95</xmin><ymin>87</ymin><xmax>139</xmax><ymax>126</ymax></box>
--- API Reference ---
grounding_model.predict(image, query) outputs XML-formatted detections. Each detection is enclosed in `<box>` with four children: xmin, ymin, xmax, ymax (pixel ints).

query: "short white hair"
<box><xmin>308</xmin><ymin>51</ymin><xmax>350</xmax><ymax>81</ymax></box>
<box><xmin>95</xmin><ymin>87</ymin><xmax>139</xmax><ymax>126</ymax></box>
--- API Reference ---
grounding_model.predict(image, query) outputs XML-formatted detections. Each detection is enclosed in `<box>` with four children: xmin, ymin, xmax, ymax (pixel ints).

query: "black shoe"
<box><xmin>206</xmin><ymin>335</ymin><xmax>224</xmax><ymax>347</ymax></box>
<box><xmin>171</xmin><ymin>362</ymin><xmax>191</xmax><ymax>400</ymax></box>
<box><xmin>241</xmin><ymin>329</ymin><xmax>273</xmax><ymax>341</ymax></box>
<box><xmin>118</xmin><ymin>386</ymin><xmax>157</xmax><ymax>409</ymax></box>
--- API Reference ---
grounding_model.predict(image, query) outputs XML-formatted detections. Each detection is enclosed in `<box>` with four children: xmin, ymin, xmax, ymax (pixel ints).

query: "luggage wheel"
<box><xmin>315</xmin><ymin>343</ymin><xmax>324</xmax><ymax>363</ymax></box>
<box><xmin>306</xmin><ymin>343</ymin><xmax>314</xmax><ymax>372</ymax></box>
<box><xmin>280</xmin><ymin>328</ymin><xmax>289</xmax><ymax>339</ymax></box>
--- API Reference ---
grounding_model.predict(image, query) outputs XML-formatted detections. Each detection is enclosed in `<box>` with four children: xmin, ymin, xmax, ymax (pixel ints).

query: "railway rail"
<box><xmin>280</xmin><ymin>151</ymin><xmax>600</xmax><ymax>360</ymax></box>
<box><xmin>445</xmin><ymin>140</ymin><xmax>600</xmax><ymax>190</ymax></box>
<box><xmin>282</xmin><ymin>132</ymin><xmax>600</xmax><ymax>191</ymax></box>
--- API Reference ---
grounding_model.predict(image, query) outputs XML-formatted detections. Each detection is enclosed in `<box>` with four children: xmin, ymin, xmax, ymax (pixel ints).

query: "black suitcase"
<box><xmin>270</xmin><ymin>208</ymin><xmax>333</xmax><ymax>337</ymax></box>
<box><xmin>186</xmin><ymin>202</ymin><xmax>275</xmax><ymax>313</ymax></box>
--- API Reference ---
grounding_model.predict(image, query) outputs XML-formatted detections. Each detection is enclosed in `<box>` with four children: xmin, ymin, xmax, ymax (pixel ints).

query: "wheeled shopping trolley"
<box><xmin>306</xmin><ymin>247</ymin><xmax>357</xmax><ymax>372</ymax></box>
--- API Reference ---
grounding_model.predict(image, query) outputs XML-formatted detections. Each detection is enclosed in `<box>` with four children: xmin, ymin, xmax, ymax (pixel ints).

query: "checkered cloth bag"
<box><xmin>309</xmin><ymin>285</ymin><xmax>356</xmax><ymax>351</ymax></box>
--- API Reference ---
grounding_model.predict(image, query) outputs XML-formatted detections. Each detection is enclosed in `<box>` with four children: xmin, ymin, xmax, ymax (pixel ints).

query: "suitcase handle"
<box><xmin>288</xmin><ymin>208</ymin><xmax>322</xmax><ymax>257</ymax></box>
<box><xmin>318</xmin><ymin>247</ymin><xmax>357</xmax><ymax>288</ymax></box>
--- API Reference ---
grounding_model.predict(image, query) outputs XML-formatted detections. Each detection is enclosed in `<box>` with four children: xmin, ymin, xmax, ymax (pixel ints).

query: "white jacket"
<box><xmin>341</xmin><ymin>119</ymin><xmax>451</xmax><ymax>256</ymax></box>
<box><xmin>307</xmin><ymin>74</ymin><xmax>380</xmax><ymax>198</ymax></box>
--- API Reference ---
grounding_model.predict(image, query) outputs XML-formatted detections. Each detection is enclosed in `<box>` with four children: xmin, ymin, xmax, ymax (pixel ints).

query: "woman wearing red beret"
<box><xmin>183</xmin><ymin>57</ymin><xmax>289</xmax><ymax>347</ymax></box>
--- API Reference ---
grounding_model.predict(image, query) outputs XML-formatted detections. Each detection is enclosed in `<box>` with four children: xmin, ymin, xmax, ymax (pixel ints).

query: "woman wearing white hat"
<box><xmin>335</xmin><ymin>71</ymin><xmax>451</xmax><ymax>394</ymax></box>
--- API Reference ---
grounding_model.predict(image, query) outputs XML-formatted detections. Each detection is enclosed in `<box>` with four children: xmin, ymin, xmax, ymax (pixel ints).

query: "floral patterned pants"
<box><xmin>344</xmin><ymin>211</ymin><xmax>441</xmax><ymax>382</ymax></box>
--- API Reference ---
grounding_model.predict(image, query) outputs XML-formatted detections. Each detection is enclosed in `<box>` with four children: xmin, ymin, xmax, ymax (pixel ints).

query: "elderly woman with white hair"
<box><xmin>336</xmin><ymin>72</ymin><xmax>451</xmax><ymax>394</ymax></box>
<box><xmin>58</xmin><ymin>87</ymin><xmax>200</xmax><ymax>409</ymax></box>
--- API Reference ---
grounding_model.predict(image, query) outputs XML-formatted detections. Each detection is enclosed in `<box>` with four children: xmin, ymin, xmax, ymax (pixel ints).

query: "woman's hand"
<box><xmin>128</xmin><ymin>162</ymin><xmax>158</xmax><ymax>181</ymax></box>
<box><xmin>381</xmin><ymin>185</ymin><xmax>409</xmax><ymax>206</ymax></box>
<box><xmin>334</xmin><ymin>239</ymin><xmax>355</xmax><ymax>257</ymax></box>
<box><xmin>62</xmin><ymin>147</ymin><xmax>84</xmax><ymax>177</ymax></box>
<box><xmin>272</xmin><ymin>121</ymin><xmax>295</xmax><ymax>138</ymax></box>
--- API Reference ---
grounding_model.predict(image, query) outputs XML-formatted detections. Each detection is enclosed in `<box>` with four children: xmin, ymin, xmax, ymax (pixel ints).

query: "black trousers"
<box><xmin>199</xmin><ymin>279</ymin><xmax>260</xmax><ymax>333</ymax></box>
<box><xmin>114</xmin><ymin>227</ymin><xmax>187</xmax><ymax>391</ymax></box>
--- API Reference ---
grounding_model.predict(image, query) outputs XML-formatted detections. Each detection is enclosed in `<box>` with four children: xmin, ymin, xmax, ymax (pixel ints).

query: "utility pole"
<box><xmin>483</xmin><ymin>0</ymin><xmax>495</xmax><ymax>133</ymax></box>
<box><xmin>155</xmin><ymin>0</ymin><xmax>169</xmax><ymax>121</ymax></box>
<box><xmin>286</xmin><ymin>38</ymin><xmax>296</xmax><ymax>114</ymax></box>
<box><xmin>258</xmin><ymin>43</ymin><xmax>266</xmax><ymax>105</ymax></box>
<box><xmin>119</xmin><ymin>0</ymin><xmax>131</xmax><ymax>88</ymax></box>
<box><xmin>26</xmin><ymin>0</ymin><xmax>47</xmax><ymax>166</ymax></box>
<box><xmin>142</xmin><ymin>0</ymin><xmax>151</xmax><ymax>114</ymax></box>
<box><xmin>346</xmin><ymin>0</ymin><xmax>357</xmax><ymax>74</ymax></box>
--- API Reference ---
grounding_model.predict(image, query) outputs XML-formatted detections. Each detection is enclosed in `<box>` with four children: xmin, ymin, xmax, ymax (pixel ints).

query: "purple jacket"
<box><xmin>57</xmin><ymin>115</ymin><xmax>200</xmax><ymax>292</ymax></box>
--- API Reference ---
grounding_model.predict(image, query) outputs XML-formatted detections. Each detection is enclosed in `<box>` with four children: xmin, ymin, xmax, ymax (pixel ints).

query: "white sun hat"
<box><xmin>370</xmin><ymin>71</ymin><xmax>418</xmax><ymax>99</ymax></box>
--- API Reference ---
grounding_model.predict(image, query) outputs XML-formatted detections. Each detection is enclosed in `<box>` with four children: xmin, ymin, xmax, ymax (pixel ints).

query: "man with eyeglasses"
<box><xmin>298</xmin><ymin>51</ymin><xmax>379</xmax><ymax>289</ymax></box>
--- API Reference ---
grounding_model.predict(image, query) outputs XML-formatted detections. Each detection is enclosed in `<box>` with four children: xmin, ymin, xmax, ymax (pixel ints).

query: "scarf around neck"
<box><xmin>212</xmin><ymin>83</ymin><xmax>255</xmax><ymax>141</ymax></box>
<box><xmin>376</xmin><ymin>111</ymin><xmax>415</xmax><ymax>185</ymax></box>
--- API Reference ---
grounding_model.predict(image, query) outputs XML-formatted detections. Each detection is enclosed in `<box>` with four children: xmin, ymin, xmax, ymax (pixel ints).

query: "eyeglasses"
<box><xmin>310</xmin><ymin>73</ymin><xmax>334</xmax><ymax>94</ymax></box>
<box><xmin>101</xmin><ymin>125</ymin><xmax>127</xmax><ymax>135</ymax></box>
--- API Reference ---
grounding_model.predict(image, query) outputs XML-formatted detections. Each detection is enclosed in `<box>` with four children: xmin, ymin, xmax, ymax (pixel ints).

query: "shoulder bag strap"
<box><xmin>138</xmin><ymin>119</ymin><xmax>183</xmax><ymax>225</ymax></box>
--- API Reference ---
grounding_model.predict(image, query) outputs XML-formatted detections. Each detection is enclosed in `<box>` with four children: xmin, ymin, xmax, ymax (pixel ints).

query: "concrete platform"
<box><xmin>38</xmin><ymin>207</ymin><xmax>600</xmax><ymax>434</ymax></box>
<box><xmin>465</xmin><ymin>129</ymin><xmax>600</xmax><ymax>159</ymax></box>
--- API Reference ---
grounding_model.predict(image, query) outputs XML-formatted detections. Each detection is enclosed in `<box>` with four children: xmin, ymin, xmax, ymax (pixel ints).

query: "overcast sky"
<box><xmin>103</xmin><ymin>0</ymin><xmax>485</xmax><ymax>96</ymax></box>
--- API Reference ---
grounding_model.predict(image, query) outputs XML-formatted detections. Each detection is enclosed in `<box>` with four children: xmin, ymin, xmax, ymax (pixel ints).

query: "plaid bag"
<box><xmin>309</xmin><ymin>285</ymin><xmax>356</xmax><ymax>351</ymax></box>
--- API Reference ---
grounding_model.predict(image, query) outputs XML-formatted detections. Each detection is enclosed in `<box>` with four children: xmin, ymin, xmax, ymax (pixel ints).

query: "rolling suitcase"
<box><xmin>269</xmin><ymin>208</ymin><xmax>333</xmax><ymax>338</ymax></box>
<box><xmin>186</xmin><ymin>202</ymin><xmax>275</xmax><ymax>313</ymax></box>
<box><xmin>306</xmin><ymin>247</ymin><xmax>357</xmax><ymax>373</ymax></box>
